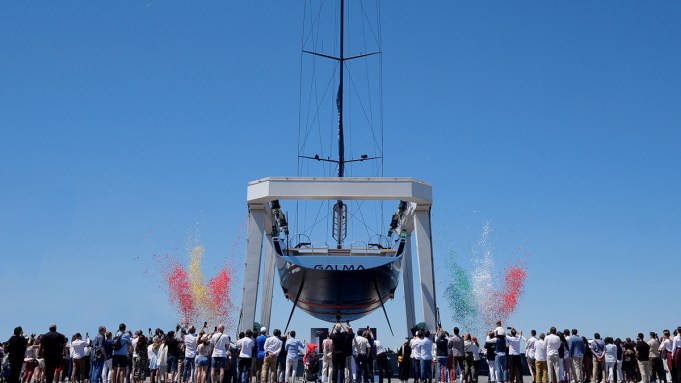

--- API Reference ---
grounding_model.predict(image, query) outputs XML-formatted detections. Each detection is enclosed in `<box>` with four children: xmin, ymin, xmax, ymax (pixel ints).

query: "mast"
<box><xmin>333</xmin><ymin>0</ymin><xmax>347</xmax><ymax>249</ymax></box>
<box><xmin>338</xmin><ymin>0</ymin><xmax>345</xmax><ymax>177</ymax></box>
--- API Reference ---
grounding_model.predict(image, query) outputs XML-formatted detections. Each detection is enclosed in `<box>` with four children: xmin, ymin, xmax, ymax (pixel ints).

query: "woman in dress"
<box><xmin>133</xmin><ymin>335</ymin><xmax>149</xmax><ymax>383</ymax></box>
<box><xmin>621</xmin><ymin>341</ymin><xmax>637</xmax><ymax>383</ymax></box>
<box><xmin>397</xmin><ymin>340</ymin><xmax>411</xmax><ymax>383</ymax></box>
<box><xmin>148</xmin><ymin>335</ymin><xmax>161</xmax><ymax>383</ymax></box>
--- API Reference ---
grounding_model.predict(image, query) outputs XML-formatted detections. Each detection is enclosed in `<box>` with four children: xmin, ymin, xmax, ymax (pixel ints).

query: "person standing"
<box><xmin>284</xmin><ymin>331</ymin><xmax>304</xmax><ymax>383</ymax></box>
<box><xmin>91</xmin><ymin>327</ymin><xmax>107</xmax><ymax>383</ymax></box>
<box><xmin>261</xmin><ymin>329</ymin><xmax>282</xmax><ymax>383</ymax></box>
<box><xmin>255</xmin><ymin>328</ymin><xmax>268</xmax><ymax>383</ymax></box>
<box><xmin>494</xmin><ymin>329</ymin><xmax>509</xmax><ymax>383</ymax></box>
<box><xmin>463</xmin><ymin>333</ymin><xmax>478</xmax><ymax>383</ymax></box>
<box><xmin>397</xmin><ymin>339</ymin><xmax>411</xmax><ymax>383</ymax></box>
<box><xmin>545</xmin><ymin>328</ymin><xmax>561</xmax><ymax>383</ymax></box>
<box><xmin>448</xmin><ymin>328</ymin><xmax>464</xmax><ymax>383</ymax></box>
<box><xmin>183</xmin><ymin>327</ymin><xmax>198</xmax><ymax>383</ymax></box>
<box><xmin>419</xmin><ymin>330</ymin><xmax>433</xmax><ymax>383</ymax></box>
<box><xmin>237</xmin><ymin>330</ymin><xmax>255</xmax><ymax>383</ymax></box>
<box><xmin>567</xmin><ymin>330</ymin><xmax>585</xmax><ymax>383</ymax></box>
<box><xmin>603</xmin><ymin>338</ymin><xmax>617</xmax><ymax>383</ymax></box>
<box><xmin>660</xmin><ymin>330</ymin><xmax>673</xmax><ymax>383</ymax></box>
<box><xmin>112</xmin><ymin>324</ymin><xmax>132</xmax><ymax>383</ymax></box>
<box><xmin>485</xmin><ymin>332</ymin><xmax>498</xmax><ymax>383</ymax></box>
<box><xmin>526</xmin><ymin>331</ymin><xmax>538</xmax><ymax>383</ymax></box>
<box><xmin>210</xmin><ymin>325</ymin><xmax>228</xmax><ymax>383</ymax></box>
<box><xmin>636</xmin><ymin>333</ymin><xmax>651</xmax><ymax>383</ymax></box>
<box><xmin>375</xmin><ymin>338</ymin><xmax>390</xmax><ymax>383</ymax></box>
<box><xmin>6</xmin><ymin>326</ymin><xmax>28</xmax><ymax>383</ymax></box>
<box><xmin>354</xmin><ymin>331</ymin><xmax>371</xmax><ymax>383</ymax></box>
<box><xmin>649</xmin><ymin>333</ymin><xmax>664</xmax><ymax>383</ymax></box>
<box><xmin>330</xmin><ymin>323</ymin><xmax>348</xmax><ymax>383</ymax></box>
<box><xmin>591</xmin><ymin>334</ymin><xmax>606</xmax><ymax>383</ymax></box>
<box><xmin>40</xmin><ymin>324</ymin><xmax>68</xmax><ymax>383</ymax></box>
<box><xmin>132</xmin><ymin>335</ymin><xmax>149</xmax><ymax>383</ymax></box>
<box><xmin>71</xmin><ymin>333</ymin><xmax>92</xmax><ymax>383</ymax></box>
<box><xmin>506</xmin><ymin>329</ymin><xmax>524</xmax><ymax>383</ymax></box>
<box><xmin>367</xmin><ymin>331</ymin><xmax>377</xmax><ymax>383</ymax></box>
<box><xmin>411</xmin><ymin>331</ymin><xmax>422</xmax><ymax>383</ymax></box>
<box><xmin>321</xmin><ymin>333</ymin><xmax>333</xmax><ymax>383</ymax></box>
<box><xmin>435</xmin><ymin>329</ymin><xmax>449</xmax><ymax>383</ymax></box>
<box><xmin>535</xmin><ymin>334</ymin><xmax>548</xmax><ymax>383</ymax></box>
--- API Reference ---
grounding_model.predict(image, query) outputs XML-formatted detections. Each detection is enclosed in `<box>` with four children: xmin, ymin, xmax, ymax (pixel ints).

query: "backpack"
<box><xmin>113</xmin><ymin>333</ymin><xmax>124</xmax><ymax>351</ymax></box>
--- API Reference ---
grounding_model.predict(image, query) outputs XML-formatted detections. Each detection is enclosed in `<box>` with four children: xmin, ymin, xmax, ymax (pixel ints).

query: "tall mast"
<box><xmin>337</xmin><ymin>0</ymin><xmax>345</xmax><ymax>177</ymax></box>
<box><xmin>334</xmin><ymin>0</ymin><xmax>346</xmax><ymax>248</ymax></box>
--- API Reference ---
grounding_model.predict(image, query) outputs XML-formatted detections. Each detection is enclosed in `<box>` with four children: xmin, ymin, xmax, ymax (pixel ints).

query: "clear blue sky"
<box><xmin>1</xmin><ymin>1</ymin><xmax>680</xmax><ymax>349</ymax></box>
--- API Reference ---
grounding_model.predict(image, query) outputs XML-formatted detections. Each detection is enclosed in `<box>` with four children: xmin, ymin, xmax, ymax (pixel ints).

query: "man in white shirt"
<box><xmin>545</xmin><ymin>328</ymin><xmax>561</xmax><ymax>383</ymax></box>
<box><xmin>419</xmin><ymin>330</ymin><xmax>433</xmax><ymax>383</ymax></box>
<box><xmin>535</xmin><ymin>333</ymin><xmax>547</xmax><ymax>383</ymax></box>
<box><xmin>374</xmin><ymin>338</ymin><xmax>389</xmax><ymax>383</ymax></box>
<box><xmin>71</xmin><ymin>333</ymin><xmax>91</xmax><ymax>383</ymax></box>
<box><xmin>506</xmin><ymin>329</ymin><xmax>525</xmax><ymax>383</ymax></box>
<box><xmin>210</xmin><ymin>325</ymin><xmax>229</xmax><ymax>383</ymax></box>
<box><xmin>237</xmin><ymin>330</ymin><xmax>256</xmax><ymax>383</ymax></box>
<box><xmin>410</xmin><ymin>332</ymin><xmax>421</xmax><ymax>383</ymax></box>
<box><xmin>183</xmin><ymin>326</ymin><xmax>198</xmax><ymax>383</ymax></box>
<box><xmin>525</xmin><ymin>330</ymin><xmax>538</xmax><ymax>383</ymax></box>
<box><xmin>262</xmin><ymin>330</ymin><xmax>283</xmax><ymax>383</ymax></box>
<box><xmin>354</xmin><ymin>332</ymin><xmax>371</xmax><ymax>383</ymax></box>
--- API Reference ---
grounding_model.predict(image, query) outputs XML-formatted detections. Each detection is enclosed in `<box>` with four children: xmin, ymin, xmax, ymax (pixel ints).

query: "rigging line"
<box><xmin>298</xmin><ymin>203</ymin><xmax>332</xmax><ymax>238</ymax></box>
<box><xmin>301</xmin><ymin>0</ymin><xmax>328</xmax><ymax>54</ymax></box>
<box><xmin>360</xmin><ymin>8</ymin><xmax>378</xmax><ymax>159</ymax></box>
<box><xmin>377</xmin><ymin>0</ymin><xmax>384</xmax><ymax>179</ymax></box>
<box><xmin>353</xmin><ymin>200</ymin><xmax>377</xmax><ymax>240</ymax></box>
<box><xmin>298</xmin><ymin>0</ymin><xmax>308</xmax><ymax>177</ymax></box>
<box><xmin>344</xmin><ymin>61</ymin><xmax>382</xmax><ymax>153</ymax></box>
<box><xmin>345</xmin><ymin>200</ymin><xmax>381</xmax><ymax>239</ymax></box>
<box><xmin>358</xmin><ymin>0</ymin><xmax>381</xmax><ymax>49</ymax></box>
<box><xmin>376</xmin><ymin>0</ymin><xmax>384</xmax><ymax>229</ymax></box>
<box><xmin>298</xmin><ymin>62</ymin><xmax>339</xmax><ymax>156</ymax></box>
<box><xmin>310</xmin><ymin>10</ymin><xmax>327</xmax><ymax>162</ymax></box>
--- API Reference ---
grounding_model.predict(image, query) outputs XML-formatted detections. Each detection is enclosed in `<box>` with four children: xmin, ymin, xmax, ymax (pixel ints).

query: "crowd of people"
<box><xmin>393</xmin><ymin>322</ymin><xmax>681</xmax><ymax>383</ymax></box>
<box><xmin>3</xmin><ymin>321</ymin><xmax>681</xmax><ymax>383</ymax></box>
<box><xmin>0</xmin><ymin>321</ymin><xmax>390</xmax><ymax>383</ymax></box>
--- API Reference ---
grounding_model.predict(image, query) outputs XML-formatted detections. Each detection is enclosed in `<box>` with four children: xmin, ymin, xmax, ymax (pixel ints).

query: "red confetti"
<box><xmin>168</xmin><ymin>264</ymin><xmax>195</xmax><ymax>322</ymax></box>
<box><xmin>496</xmin><ymin>265</ymin><xmax>526</xmax><ymax>319</ymax></box>
<box><xmin>207</xmin><ymin>268</ymin><xmax>233</xmax><ymax>320</ymax></box>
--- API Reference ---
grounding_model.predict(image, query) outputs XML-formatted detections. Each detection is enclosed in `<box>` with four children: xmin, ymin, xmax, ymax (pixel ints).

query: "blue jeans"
<box><xmin>90</xmin><ymin>357</ymin><xmax>104</xmax><ymax>383</ymax></box>
<box><xmin>412</xmin><ymin>359</ymin><xmax>421</xmax><ymax>380</ymax></box>
<box><xmin>495</xmin><ymin>354</ymin><xmax>508</xmax><ymax>383</ymax></box>
<box><xmin>421</xmin><ymin>359</ymin><xmax>433</xmax><ymax>383</ymax></box>
<box><xmin>437</xmin><ymin>356</ymin><xmax>449</xmax><ymax>382</ymax></box>
<box><xmin>183</xmin><ymin>357</ymin><xmax>195</xmax><ymax>382</ymax></box>
<box><xmin>167</xmin><ymin>356</ymin><xmax>178</xmax><ymax>372</ymax></box>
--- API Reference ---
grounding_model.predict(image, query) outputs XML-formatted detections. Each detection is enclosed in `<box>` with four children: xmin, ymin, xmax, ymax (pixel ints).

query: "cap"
<box><xmin>260</xmin><ymin>327</ymin><xmax>267</xmax><ymax>334</ymax></box>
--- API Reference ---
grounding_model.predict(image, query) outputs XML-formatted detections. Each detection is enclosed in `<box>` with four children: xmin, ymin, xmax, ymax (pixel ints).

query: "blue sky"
<box><xmin>1</xmin><ymin>1</ymin><xmax>680</xmax><ymax>348</ymax></box>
